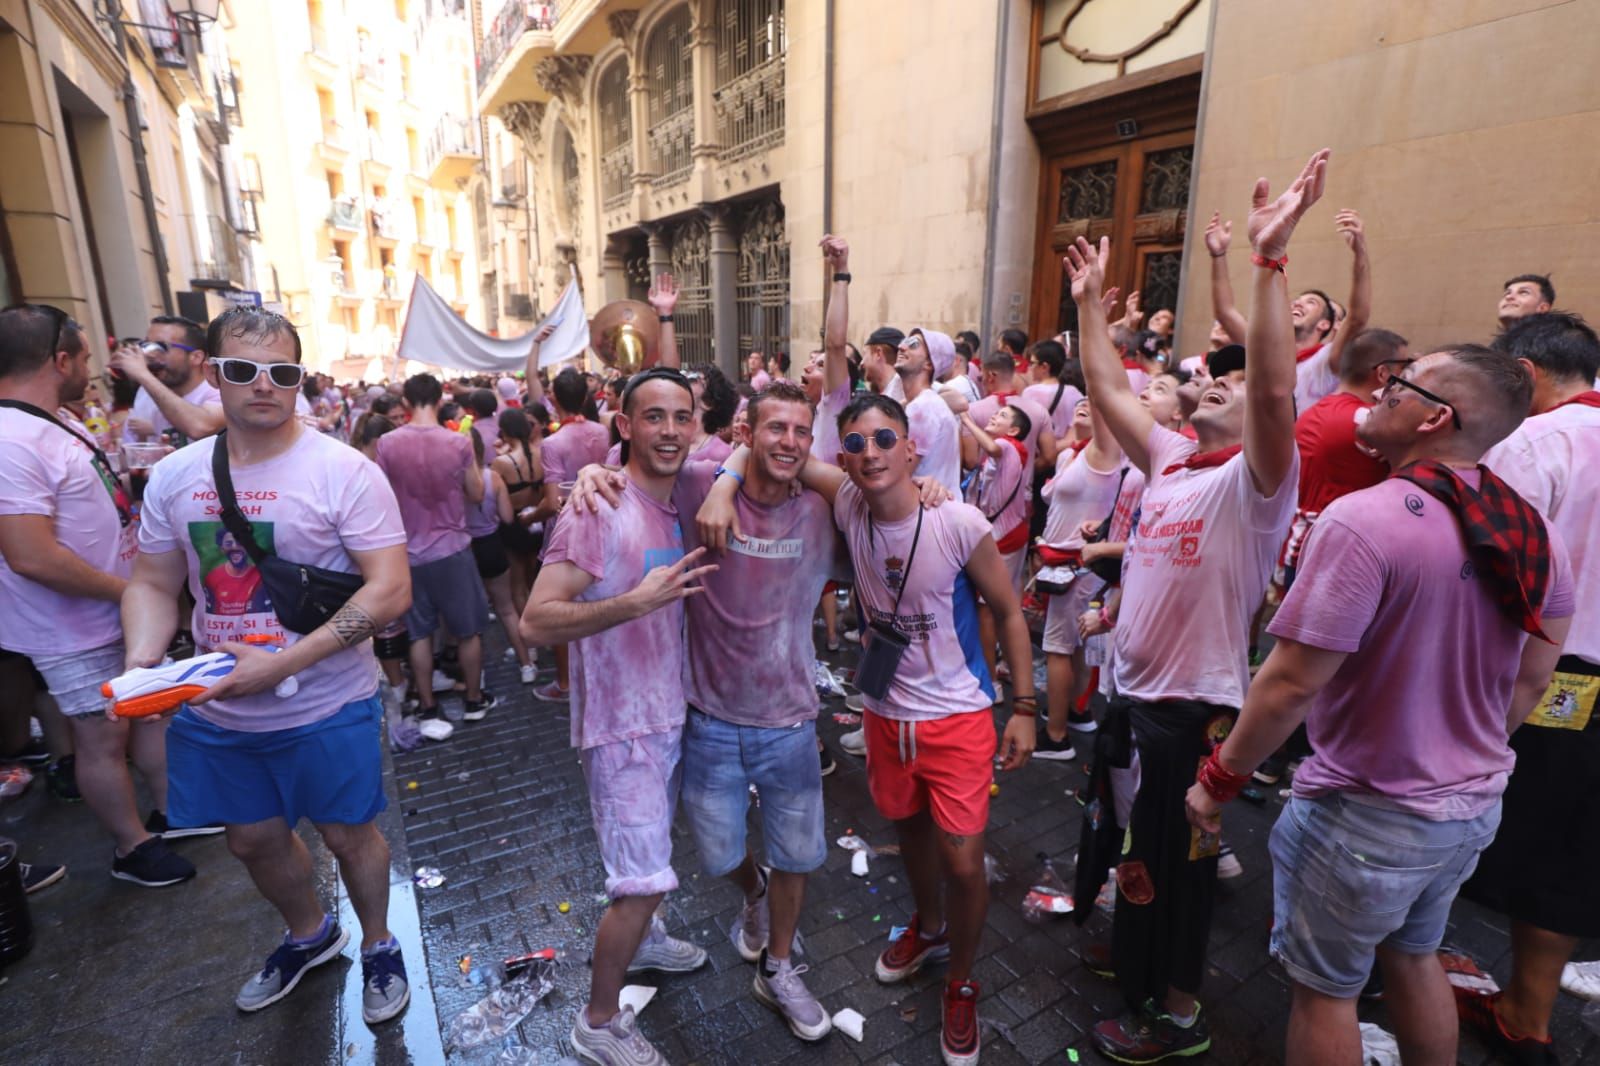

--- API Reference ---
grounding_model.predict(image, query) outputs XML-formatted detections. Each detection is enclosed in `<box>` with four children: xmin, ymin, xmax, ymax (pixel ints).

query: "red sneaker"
<box><xmin>874</xmin><ymin>913</ymin><xmax>950</xmax><ymax>983</ymax></box>
<box><xmin>941</xmin><ymin>978</ymin><xmax>981</xmax><ymax>1065</ymax></box>
<box><xmin>1454</xmin><ymin>989</ymin><xmax>1558</xmax><ymax>1065</ymax></box>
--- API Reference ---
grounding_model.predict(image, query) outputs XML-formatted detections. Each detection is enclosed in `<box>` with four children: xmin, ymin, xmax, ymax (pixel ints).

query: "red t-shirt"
<box><xmin>1294</xmin><ymin>392</ymin><xmax>1387</xmax><ymax>514</ymax></box>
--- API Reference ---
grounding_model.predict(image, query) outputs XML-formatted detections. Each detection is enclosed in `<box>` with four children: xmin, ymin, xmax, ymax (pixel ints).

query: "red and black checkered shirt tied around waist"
<box><xmin>1392</xmin><ymin>460</ymin><xmax>1554</xmax><ymax>641</ymax></box>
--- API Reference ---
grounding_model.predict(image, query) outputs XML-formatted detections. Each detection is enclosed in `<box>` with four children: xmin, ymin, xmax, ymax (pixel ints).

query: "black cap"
<box><xmin>865</xmin><ymin>326</ymin><xmax>905</xmax><ymax>349</ymax></box>
<box><xmin>1208</xmin><ymin>343</ymin><xmax>1246</xmax><ymax>378</ymax></box>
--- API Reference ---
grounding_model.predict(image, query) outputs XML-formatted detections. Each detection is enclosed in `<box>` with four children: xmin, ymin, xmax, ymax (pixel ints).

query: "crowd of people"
<box><xmin>0</xmin><ymin>145</ymin><xmax>1595</xmax><ymax>1066</ymax></box>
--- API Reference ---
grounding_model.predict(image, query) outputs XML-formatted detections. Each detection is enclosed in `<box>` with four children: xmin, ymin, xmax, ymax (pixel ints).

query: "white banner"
<box><xmin>395</xmin><ymin>277</ymin><xmax>588</xmax><ymax>373</ymax></box>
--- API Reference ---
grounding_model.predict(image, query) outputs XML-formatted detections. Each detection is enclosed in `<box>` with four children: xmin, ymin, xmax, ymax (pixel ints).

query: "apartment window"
<box><xmin>333</xmin><ymin>239</ymin><xmax>353</xmax><ymax>277</ymax></box>
<box><xmin>412</xmin><ymin>196</ymin><xmax>427</xmax><ymax>242</ymax></box>
<box><xmin>406</xmin><ymin>127</ymin><xmax>420</xmax><ymax>171</ymax></box>
<box><xmin>399</xmin><ymin>56</ymin><xmax>413</xmax><ymax>100</ymax></box>
<box><xmin>326</xmin><ymin>170</ymin><xmax>344</xmax><ymax>198</ymax></box>
<box><xmin>444</xmin><ymin>205</ymin><xmax>457</xmax><ymax>248</ymax></box>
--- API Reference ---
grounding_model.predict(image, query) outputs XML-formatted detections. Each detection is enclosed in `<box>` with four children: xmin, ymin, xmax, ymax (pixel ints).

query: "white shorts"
<box><xmin>1042</xmin><ymin>572</ymin><xmax>1101</xmax><ymax>655</ymax></box>
<box><xmin>1002</xmin><ymin>547</ymin><xmax>1027</xmax><ymax>597</ymax></box>
<box><xmin>33</xmin><ymin>641</ymin><xmax>126</xmax><ymax>718</ymax></box>
<box><xmin>581</xmin><ymin>727</ymin><xmax>683</xmax><ymax>899</ymax></box>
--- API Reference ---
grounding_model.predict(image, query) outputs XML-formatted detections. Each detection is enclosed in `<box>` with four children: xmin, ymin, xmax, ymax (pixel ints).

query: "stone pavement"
<box><xmin>397</xmin><ymin>636</ymin><xmax>1600</xmax><ymax>1066</ymax></box>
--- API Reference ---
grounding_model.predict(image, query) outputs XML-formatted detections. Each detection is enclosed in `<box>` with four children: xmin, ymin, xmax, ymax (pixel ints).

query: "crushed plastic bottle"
<box><xmin>444</xmin><ymin>954</ymin><xmax>560</xmax><ymax>1052</ymax></box>
<box><xmin>1021</xmin><ymin>852</ymin><xmax>1075</xmax><ymax>921</ymax></box>
<box><xmin>982</xmin><ymin>852</ymin><xmax>1003</xmax><ymax>885</ymax></box>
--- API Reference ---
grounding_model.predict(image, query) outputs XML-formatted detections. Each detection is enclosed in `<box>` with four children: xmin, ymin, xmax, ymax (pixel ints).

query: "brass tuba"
<box><xmin>588</xmin><ymin>300</ymin><xmax>661</xmax><ymax>374</ymax></box>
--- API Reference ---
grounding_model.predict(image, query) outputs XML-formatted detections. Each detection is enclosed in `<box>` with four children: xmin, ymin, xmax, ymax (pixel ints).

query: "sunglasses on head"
<box><xmin>1381</xmin><ymin>373</ymin><xmax>1463</xmax><ymax>430</ymax></box>
<box><xmin>841</xmin><ymin>427</ymin><xmax>902</xmax><ymax>454</ymax></box>
<box><xmin>5</xmin><ymin>302</ymin><xmax>70</xmax><ymax>361</ymax></box>
<box><xmin>211</xmin><ymin>357</ymin><xmax>307</xmax><ymax>389</ymax></box>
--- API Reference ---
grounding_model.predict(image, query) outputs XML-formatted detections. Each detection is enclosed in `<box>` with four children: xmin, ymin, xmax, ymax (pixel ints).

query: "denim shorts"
<box><xmin>680</xmin><ymin>707</ymin><xmax>825</xmax><ymax>877</ymax></box>
<box><xmin>32</xmin><ymin>641</ymin><xmax>126</xmax><ymax>718</ymax></box>
<box><xmin>166</xmin><ymin>695</ymin><xmax>386</xmax><ymax>828</ymax></box>
<box><xmin>582</xmin><ymin>728</ymin><xmax>683</xmax><ymax>898</ymax></box>
<box><xmin>1269</xmin><ymin>792</ymin><xmax>1501</xmax><ymax>998</ymax></box>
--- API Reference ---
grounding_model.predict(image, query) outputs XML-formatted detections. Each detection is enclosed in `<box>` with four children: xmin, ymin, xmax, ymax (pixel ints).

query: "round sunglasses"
<box><xmin>841</xmin><ymin>427</ymin><xmax>902</xmax><ymax>454</ymax></box>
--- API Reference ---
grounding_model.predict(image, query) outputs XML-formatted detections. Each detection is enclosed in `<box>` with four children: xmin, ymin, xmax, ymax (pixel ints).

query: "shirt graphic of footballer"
<box><xmin>191</xmin><ymin>523</ymin><xmax>274</xmax><ymax>616</ymax></box>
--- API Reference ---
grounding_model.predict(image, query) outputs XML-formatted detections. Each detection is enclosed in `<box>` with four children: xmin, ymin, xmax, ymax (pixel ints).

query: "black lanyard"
<box><xmin>868</xmin><ymin>503</ymin><xmax>925</xmax><ymax>628</ymax></box>
<box><xmin>0</xmin><ymin>399</ymin><xmax>133</xmax><ymax>527</ymax></box>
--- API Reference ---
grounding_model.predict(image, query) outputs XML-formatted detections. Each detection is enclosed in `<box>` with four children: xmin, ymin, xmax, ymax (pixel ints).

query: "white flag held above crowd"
<box><xmin>396</xmin><ymin>277</ymin><xmax>588</xmax><ymax>373</ymax></box>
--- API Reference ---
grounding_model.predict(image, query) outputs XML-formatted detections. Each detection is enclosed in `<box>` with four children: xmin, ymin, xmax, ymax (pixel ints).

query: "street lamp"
<box><xmin>96</xmin><ymin>0</ymin><xmax>222</xmax><ymax>36</ymax></box>
<box><xmin>492</xmin><ymin>195</ymin><xmax>523</xmax><ymax>228</ymax></box>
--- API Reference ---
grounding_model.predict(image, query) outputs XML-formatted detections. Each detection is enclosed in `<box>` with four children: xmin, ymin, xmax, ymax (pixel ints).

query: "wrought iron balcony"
<box><xmin>477</xmin><ymin>0</ymin><xmax>559</xmax><ymax>92</ymax></box>
<box><xmin>648</xmin><ymin>108</ymin><xmax>694</xmax><ymax>189</ymax></box>
<box><xmin>327</xmin><ymin>197</ymin><xmax>363</xmax><ymax>231</ymax></box>
<box><xmin>425</xmin><ymin>114</ymin><xmax>480</xmax><ymax>188</ymax></box>
<box><xmin>713</xmin><ymin>54</ymin><xmax>785</xmax><ymax>163</ymax></box>
<box><xmin>599</xmin><ymin>142</ymin><xmax>633</xmax><ymax>211</ymax></box>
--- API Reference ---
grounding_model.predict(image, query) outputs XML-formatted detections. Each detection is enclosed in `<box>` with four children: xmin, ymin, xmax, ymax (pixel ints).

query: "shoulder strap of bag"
<box><xmin>0</xmin><ymin>398</ymin><xmax>107</xmax><ymax>464</ymax></box>
<box><xmin>209</xmin><ymin>430</ymin><xmax>272</xmax><ymax>566</ymax></box>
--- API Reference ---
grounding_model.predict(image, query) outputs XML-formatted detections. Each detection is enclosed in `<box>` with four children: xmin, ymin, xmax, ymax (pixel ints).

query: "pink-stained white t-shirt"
<box><xmin>904</xmin><ymin>388</ymin><xmax>962</xmax><ymax>496</ymax></box>
<box><xmin>138</xmin><ymin>429</ymin><xmax>407</xmax><ymax>731</ymax></box>
<box><xmin>750</xmin><ymin>370</ymin><xmax>772</xmax><ymax>392</ymax></box>
<box><xmin>541</xmin><ymin>419</ymin><xmax>612</xmax><ymax>486</ymax></box>
<box><xmin>1293</xmin><ymin>342</ymin><xmax>1338</xmax><ymax>415</ymax></box>
<box><xmin>1041</xmin><ymin>447</ymin><xmax>1124</xmax><ymax>549</ymax></box>
<box><xmin>967</xmin><ymin>393</ymin><xmax>1050</xmax><ymax>464</ymax></box>
<box><xmin>833</xmin><ymin>479</ymin><xmax>994</xmax><ymax>720</ymax></box>
<box><xmin>675</xmin><ymin>462</ymin><xmax>838</xmax><ymax>727</ymax></box>
<box><xmin>1113</xmin><ymin>425</ymin><xmax>1300</xmax><ymax>707</ymax></box>
<box><xmin>688</xmin><ymin>433</ymin><xmax>734</xmax><ymax>465</ymax></box>
<box><xmin>375</xmin><ymin>424</ymin><xmax>473</xmax><ymax>565</ymax></box>
<box><xmin>0</xmin><ymin>408</ymin><xmax>137</xmax><ymax>654</ymax></box>
<box><xmin>809</xmin><ymin>381</ymin><xmax>851</xmax><ymax>465</ymax></box>
<box><xmin>124</xmin><ymin>378</ymin><xmax>222</xmax><ymax>444</ymax></box>
<box><xmin>1022</xmin><ymin>381</ymin><xmax>1084</xmax><ymax>442</ymax></box>
<box><xmin>1272</xmin><ymin>474</ymin><xmax>1576</xmax><ymax>819</ymax></box>
<box><xmin>966</xmin><ymin>438</ymin><xmax>1029</xmax><ymax>546</ymax></box>
<box><xmin>542</xmin><ymin>476</ymin><xmax>687</xmax><ymax>749</ymax></box>
<box><xmin>1107</xmin><ymin>465</ymin><xmax>1147</xmax><ymax>543</ymax></box>
<box><xmin>1484</xmin><ymin>399</ymin><xmax>1600</xmax><ymax>664</ymax></box>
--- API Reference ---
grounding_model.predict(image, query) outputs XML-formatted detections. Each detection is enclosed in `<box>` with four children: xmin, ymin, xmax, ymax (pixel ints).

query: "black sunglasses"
<box><xmin>1382</xmin><ymin>374</ymin><xmax>1463</xmax><ymax>430</ymax></box>
<box><xmin>841</xmin><ymin>428</ymin><xmax>902</xmax><ymax>454</ymax></box>
<box><xmin>5</xmin><ymin>302</ymin><xmax>70</xmax><ymax>361</ymax></box>
<box><xmin>211</xmin><ymin>357</ymin><xmax>308</xmax><ymax>389</ymax></box>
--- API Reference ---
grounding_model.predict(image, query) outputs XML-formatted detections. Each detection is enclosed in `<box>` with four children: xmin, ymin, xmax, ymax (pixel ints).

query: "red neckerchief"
<box><xmin>1162</xmin><ymin>443</ymin><xmax>1241</xmax><ymax>476</ymax></box>
<box><xmin>1296</xmin><ymin>342</ymin><xmax>1324</xmax><ymax>364</ymax></box>
<box><xmin>557</xmin><ymin>415</ymin><xmax>585</xmax><ymax>428</ymax></box>
<box><xmin>1121</xmin><ymin>357</ymin><xmax>1143</xmax><ymax>370</ymax></box>
<box><xmin>1391</xmin><ymin>461</ymin><xmax>1553</xmax><ymax>640</ymax></box>
<box><xmin>1552</xmin><ymin>390</ymin><xmax>1600</xmax><ymax>411</ymax></box>
<box><xmin>1069</xmin><ymin>438</ymin><xmax>1090</xmax><ymax>455</ymax></box>
<box><xmin>1179</xmin><ymin>424</ymin><xmax>1198</xmax><ymax>441</ymax></box>
<box><xmin>989</xmin><ymin>390</ymin><xmax>1016</xmax><ymax>404</ymax></box>
<box><xmin>1001</xmin><ymin>436</ymin><xmax>1027</xmax><ymax>460</ymax></box>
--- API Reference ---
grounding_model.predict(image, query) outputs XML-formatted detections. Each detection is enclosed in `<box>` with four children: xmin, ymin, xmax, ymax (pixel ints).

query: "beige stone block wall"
<box><xmin>1178</xmin><ymin>0</ymin><xmax>1600</xmax><ymax>357</ymax></box>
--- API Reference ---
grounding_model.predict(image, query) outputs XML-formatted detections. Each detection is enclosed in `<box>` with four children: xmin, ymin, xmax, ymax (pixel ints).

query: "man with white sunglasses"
<box><xmin>123</xmin><ymin>306</ymin><xmax>416</xmax><ymax>1026</ymax></box>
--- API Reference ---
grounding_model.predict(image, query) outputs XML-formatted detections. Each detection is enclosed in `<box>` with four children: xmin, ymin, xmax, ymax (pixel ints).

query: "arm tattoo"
<box><xmin>326</xmin><ymin>601</ymin><xmax>378</xmax><ymax>648</ymax></box>
<box><xmin>945</xmin><ymin>833</ymin><xmax>968</xmax><ymax>849</ymax></box>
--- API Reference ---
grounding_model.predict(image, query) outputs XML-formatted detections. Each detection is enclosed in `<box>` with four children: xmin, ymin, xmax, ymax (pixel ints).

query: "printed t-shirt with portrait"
<box><xmin>1022</xmin><ymin>381</ymin><xmax>1084</xmax><ymax>443</ymax></box>
<box><xmin>137</xmin><ymin>430</ymin><xmax>407</xmax><ymax>732</ymax></box>
<box><xmin>375</xmin><ymin>424</ymin><xmax>473</xmax><ymax>565</ymax></box>
<box><xmin>541</xmin><ymin>418</ymin><xmax>612</xmax><ymax>488</ymax></box>
<box><xmin>542</xmin><ymin>476</ymin><xmax>687</xmax><ymax>749</ymax></box>
<box><xmin>833</xmin><ymin>479</ymin><xmax>994</xmax><ymax>721</ymax></box>
<box><xmin>1113</xmin><ymin>424</ymin><xmax>1299</xmax><ymax>708</ymax></box>
<box><xmin>966</xmin><ymin>437</ymin><xmax>1029</xmax><ymax>554</ymax></box>
<box><xmin>1041</xmin><ymin>447</ymin><xmax>1124</xmax><ymax>550</ymax></box>
<box><xmin>1271</xmin><ymin>474</ymin><xmax>1575</xmax><ymax>819</ymax></box>
<box><xmin>675</xmin><ymin>461</ymin><xmax>838</xmax><ymax>728</ymax></box>
<box><xmin>0</xmin><ymin>407</ymin><xmax>137</xmax><ymax>655</ymax></box>
<box><xmin>123</xmin><ymin>378</ymin><xmax>221</xmax><ymax>444</ymax></box>
<box><xmin>1485</xmin><ymin>398</ymin><xmax>1600</xmax><ymax>665</ymax></box>
<box><xmin>903</xmin><ymin>388</ymin><xmax>962</xmax><ymax>497</ymax></box>
<box><xmin>1294</xmin><ymin>390</ymin><xmax>1387</xmax><ymax>514</ymax></box>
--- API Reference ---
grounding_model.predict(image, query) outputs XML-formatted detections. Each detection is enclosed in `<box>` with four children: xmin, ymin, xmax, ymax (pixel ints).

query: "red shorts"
<box><xmin>863</xmin><ymin>709</ymin><xmax>997</xmax><ymax>835</ymax></box>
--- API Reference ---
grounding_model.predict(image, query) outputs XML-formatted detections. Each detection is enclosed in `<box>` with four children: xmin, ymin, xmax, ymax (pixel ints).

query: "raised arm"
<box><xmin>1204</xmin><ymin>213</ymin><xmax>1249</xmax><ymax>344</ymax></box>
<box><xmin>1323</xmin><ymin>208</ymin><xmax>1371</xmax><ymax>379</ymax></box>
<box><xmin>649</xmin><ymin>274</ymin><xmax>680</xmax><ymax>370</ymax></box>
<box><xmin>821</xmin><ymin>236</ymin><xmax>851</xmax><ymax>394</ymax></box>
<box><xmin>111</xmin><ymin>347</ymin><xmax>224</xmax><ymax>441</ymax></box>
<box><xmin>1064</xmin><ymin>236</ymin><xmax>1157</xmax><ymax>475</ymax></box>
<box><xmin>1244</xmin><ymin>148</ymin><xmax>1330</xmax><ymax>496</ymax></box>
<box><xmin>960</xmin><ymin>411</ymin><xmax>1003</xmax><ymax>459</ymax></box>
<box><xmin>1082</xmin><ymin>397</ymin><xmax>1122</xmax><ymax>473</ymax></box>
<box><xmin>523</xmin><ymin>321</ymin><xmax>557</xmax><ymax>390</ymax></box>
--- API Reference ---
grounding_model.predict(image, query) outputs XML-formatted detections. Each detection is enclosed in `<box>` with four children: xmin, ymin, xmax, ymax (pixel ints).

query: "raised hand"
<box><xmin>1063</xmin><ymin>236</ymin><xmax>1111</xmax><ymax>306</ymax></box>
<box><xmin>820</xmin><ymin>234</ymin><xmax>850</xmax><ymax>273</ymax></box>
<box><xmin>532</xmin><ymin>321</ymin><xmax>557</xmax><ymax>345</ymax></box>
<box><xmin>1247</xmin><ymin>148</ymin><xmax>1331</xmax><ymax>261</ymax></box>
<box><xmin>1334</xmin><ymin>208</ymin><xmax>1365</xmax><ymax>253</ymax></box>
<box><xmin>647</xmin><ymin>273</ymin><xmax>679</xmax><ymax>317</ymax></box>
<box><xmin>628</xmin><ymin>546</ymin><xmax>717</xmax><ymax>615</ymax></box>
<box><xmin>1203</xmin><ymin>212</ymin><xmax>1233</xmax><ymax>257</ymax></box>
<box><xmin>1098</xmin><ymin>286</ymin><xmax>1122</xmax><ymax>320</ymax></box>
<box><xmin>1122</xmin><ymin>290</ymin><xmax>1145</xmax><ymax>330</ymax></box>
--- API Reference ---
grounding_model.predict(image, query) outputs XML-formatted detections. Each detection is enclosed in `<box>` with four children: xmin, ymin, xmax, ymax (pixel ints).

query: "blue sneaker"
<box><xmin>361</xmin><ymin>940</ymin><xmax>411</xmax><ymax>1024</ymax></box>
<box><xmin>236</xmin><ymin>919</ymin><xmax>349</xmax><ymax>1012</ymax></box>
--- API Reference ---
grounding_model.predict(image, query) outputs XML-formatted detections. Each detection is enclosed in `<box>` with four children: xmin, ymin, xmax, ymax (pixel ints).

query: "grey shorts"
<box><xmin>404</xmin><ymin>547</ymin><xmax>490</xmax><ymax>641</ymax></box>
<box><xmin>32</xmin><ymin>641</ymin><xmax>126</xmax><ymax>718</ymax></box>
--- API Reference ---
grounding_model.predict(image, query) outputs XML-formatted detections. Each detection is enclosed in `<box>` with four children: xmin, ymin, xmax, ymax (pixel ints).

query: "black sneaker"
<box><xmin>819</xmin><ymin>745</ymin><xmax>837</xmax><ymax>777</ymax></box>
<box><xmin>111</xmin><ymin>836</ymin><xmax>196</xmax><ymax>887</ymax></box>
<box><xmin>21</xmin><ymin>862</ymin><xmax>65</xmax><ymax>894</ymax></box>
<box><xmin>1033</xmin><ymin>730</ymin><xmax>1078</xmax><ymax>762</ymax></box>
<box><xmin>145</xmin><ymin>809</ymin><xmax>225</xmax><ymax>840</ymax></box>
<box><xmin>45</xmin><ymin>756</ymin><xmax>81</xmax><ymax>802</ymax></box>
<box><xmin>1066</xmin><ymin>708</ymin><xmax>1098</xmax><ymax>734</ymax></box>
<box><xmin>6</xmin><ymin>738</ymin><xmax>53</xmax><ymax>766</ymax></box>
<box><xmin>1252</xmin><ymin>755</ymin><xmax>1286</xmax><ymax>785</ymax></box>
<box><xmin>462</xmin><ymin>691</ymin><xmax>497</xmax><ymax>722</ymax></box>
<box><xmin>1092</xmin><ymin>1000</ymin><xmax>1211</xmax><ymax>1063</ymax></box>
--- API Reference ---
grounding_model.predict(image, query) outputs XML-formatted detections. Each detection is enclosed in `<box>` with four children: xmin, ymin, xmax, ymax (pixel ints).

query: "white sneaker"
<box><xmin>571</xmin><ymin>1005</ymin><xmax>666</xmax><ymax>1066</ymax></box>
<box><xmin>839</xmin><ymin>728</ymin><xmax>866</xmax><ymax>756</ymax></box>
<box><xmin>842</xmin><ymin>627</ymin><xmax>861</xmax><ymax>643</ymax></box>
<box><xmin>1217</xmin><ymin>843</ymin><xmax>1243</xmax><ymax>880</ymax></box>
<box><xmin>519</xmin><ymin>663</ymin><xmax>537</xmax><ymax>684</ymax></box>
<box><xmin>1561</xmin><ymin>959</ymin><xmax>1600</xmax><ymax>1001</ymax></box>
<box><xmin>627</xmin><ymin>915</ymin><xmax>707</xmax><ymax>974</ymax></box>
<box><xmin>430</xmin><ymin>669</ymin><xmax>455</xmax><ymax>691</ymax></box>
<box><xmin>752</xmin><ymin>950</ymin><xmax>832</xmax><ymax>1041</ymax></box>
<box><xmin>503</xmin><ymin>647</ymin><xmax>517</xmax><ymax>661</ymax></box>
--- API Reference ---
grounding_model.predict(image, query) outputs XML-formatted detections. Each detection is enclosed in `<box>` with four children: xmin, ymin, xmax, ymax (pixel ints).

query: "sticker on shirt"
<box><xmin>1525</xmin><ymin>671</ymin><xmax>1598</xmax><ymax>731</ymax></box>
<box><xmin>189</xmin><ymin>521</ymin><xmax>276</xmax><ymax>626</ymax></box>
<box><xmin>728</xmin><ymin>536</ymin><xmax>804</xmax><ymax>561</ymax></box>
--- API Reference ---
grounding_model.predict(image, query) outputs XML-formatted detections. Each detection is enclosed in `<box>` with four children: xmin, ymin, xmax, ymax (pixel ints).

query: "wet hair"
<box><xmin>150</xmin><ymin>314</ymin><xmax>207</xmax><ymax>351</ymax></box>
<box><xmin>1342</xmin><ymin>328</ymin><xmax>1410</xmax><ymax>383</ymax></box>
<box><xmin>467</xmin><ymin>388</ymin><xmax>498</xmax><ymax>418</ymax></box>
<box><xmin>1504</xmin><ymin>273</ymin><xmax>1556</xmax><ymax>307</ymax></box>
<box><xmin>205</xmin><ymin>306</ymin><xmax>302</xmax><ymax>363</ymax></box>
<box><xmin>837</xmin><ymin>391</ymin><xmax>909</xmax><ymax>435</ymax></box>
<box><xmin>1492</xmin><ymin>311</ymin><xmax>1599</xmax><ymax>385</ymax></box>
<box><xmin>620</xmin><ymin>365</ymin><xmax>696</xmax><ymax>415</ymax></box>
<box><xmin>747</xmin><ymin>379</ymin><xmax>816</xmax><ymax>431</ymax></box>
<box><xmin>402</xmin><ymin>372</ymin><xmax>443</xmax><ymax>408</ymax></box>
<box><xmin>0</xmin><ymin>303</ymin><xmax>85</xmax><ymax>377</ymax></box>
<box><xmin>1030</xmin><ymin>340</ymin><xmax>1066</xmax><ymax>378</ymax></box>
<box><xmin>551</xmin><ymin>367</ymin><xmax>588</xmax><ymax>415</ymax></box>
<box><xmin>694</xmin><ymin>364</ymin><xmax>738</xmax><ymax>435</ymax></box>
<box><xmin>998</xmin><ymin>329</ymin><xmax>1028</xmax><ymax>356</ymax></box>
<box><xmin>996</xmin><ymin>404</ymin><xmax>1031</xmax><ymax>441</ymax></box>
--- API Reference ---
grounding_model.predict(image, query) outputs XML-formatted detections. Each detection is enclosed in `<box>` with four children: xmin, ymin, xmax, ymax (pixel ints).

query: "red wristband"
<box><xmin>1196</xmin><ymin>748</ymin><xmax>1251</xmax><ymax>804</ymax></box>
<box><xmin>1250</xmin><ymin>252</ymin><xmax>1288</xmax><ymax>273</ymax></box>
<box><xmin>1098</xmin><ymin>606</ymin><xmax>1115</xmax><ymax>630</ymax></box>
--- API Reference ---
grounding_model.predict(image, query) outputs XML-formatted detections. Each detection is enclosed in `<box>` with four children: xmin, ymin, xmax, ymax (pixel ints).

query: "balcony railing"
<box><xmin>599</xmin><ymin>143</ymin><xmax>633</xmax><ymax>211</ymax></box>
<box><xmin>425</xmin><ymin>115</ymin><xmax>479</xmax><ymax>175</ymax></box>
<box><xmin>648</xmin><ymin>109</ymin><xmax>694</xmax><ymax>189</ymax></box>
<box><xmin>714</xmin><ymin>55</ymin><xmax>785</xmax><ymax>163</ymax></box>
<box><xmin>371</xmin><ymin>201</ymin><xmax>399</xmax><ymax>240</ymax></box>
<box><xmin>477</xmin><ymin>0</ymin><xmax>559</xmax><ymax>91</ymax></box>
<box><xmin>195</xmin><ymin>215</ymin><xmax>245</xmax><ymax>284</ymax></box>
<box><xmin>327</xmin><ymin>197</ymin><xmax>362</xmax><ymax>230</ymax></box>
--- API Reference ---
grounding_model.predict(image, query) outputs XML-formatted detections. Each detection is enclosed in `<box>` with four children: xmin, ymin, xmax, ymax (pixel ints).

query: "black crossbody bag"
<box><xmin>1084</xmin><ymin>466</ymin><xmax>1132</xmax><ymax>585</ymax></box>
<box><xmin>210</xmin><ymin>430</ymin><xmax>363</xmax><ymax>634</ymax></box>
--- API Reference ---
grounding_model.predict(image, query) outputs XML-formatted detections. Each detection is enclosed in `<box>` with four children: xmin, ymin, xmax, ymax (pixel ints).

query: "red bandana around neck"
<box><xmin>1391</xmin><ymin>460</ymin><xmax>1553</xmax><ymax>640</ymax></box>
<box><xmin>1162</xmin><ymin>443</ymin><xmax>1242</xmax><ymax>476</ymax></box>
<box><xmin>1296</xmin><ymin>342</ymin><xmax>1324</xmax><ymax>364</ymax></box>
<box><xmin>1552</xmin><ymin>390</ymin><xmax>1600</xmax><ymax>412</ymax></box>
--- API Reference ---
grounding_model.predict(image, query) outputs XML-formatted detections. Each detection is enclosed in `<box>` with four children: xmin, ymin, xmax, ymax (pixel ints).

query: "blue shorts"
<box><xmin>166</xmin><ymin>695</ymin><xmax>387</xmax><ymax>829</ymax></box>
<box><xmin>680</xmin><ymin>706</ymin><xmax>826</xmax><ymax>877</ymax></box>
<box><xmin>1269</xmin><ymin>793</ymin><xmax>1501</xmax><ymax>998</ymax></box>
